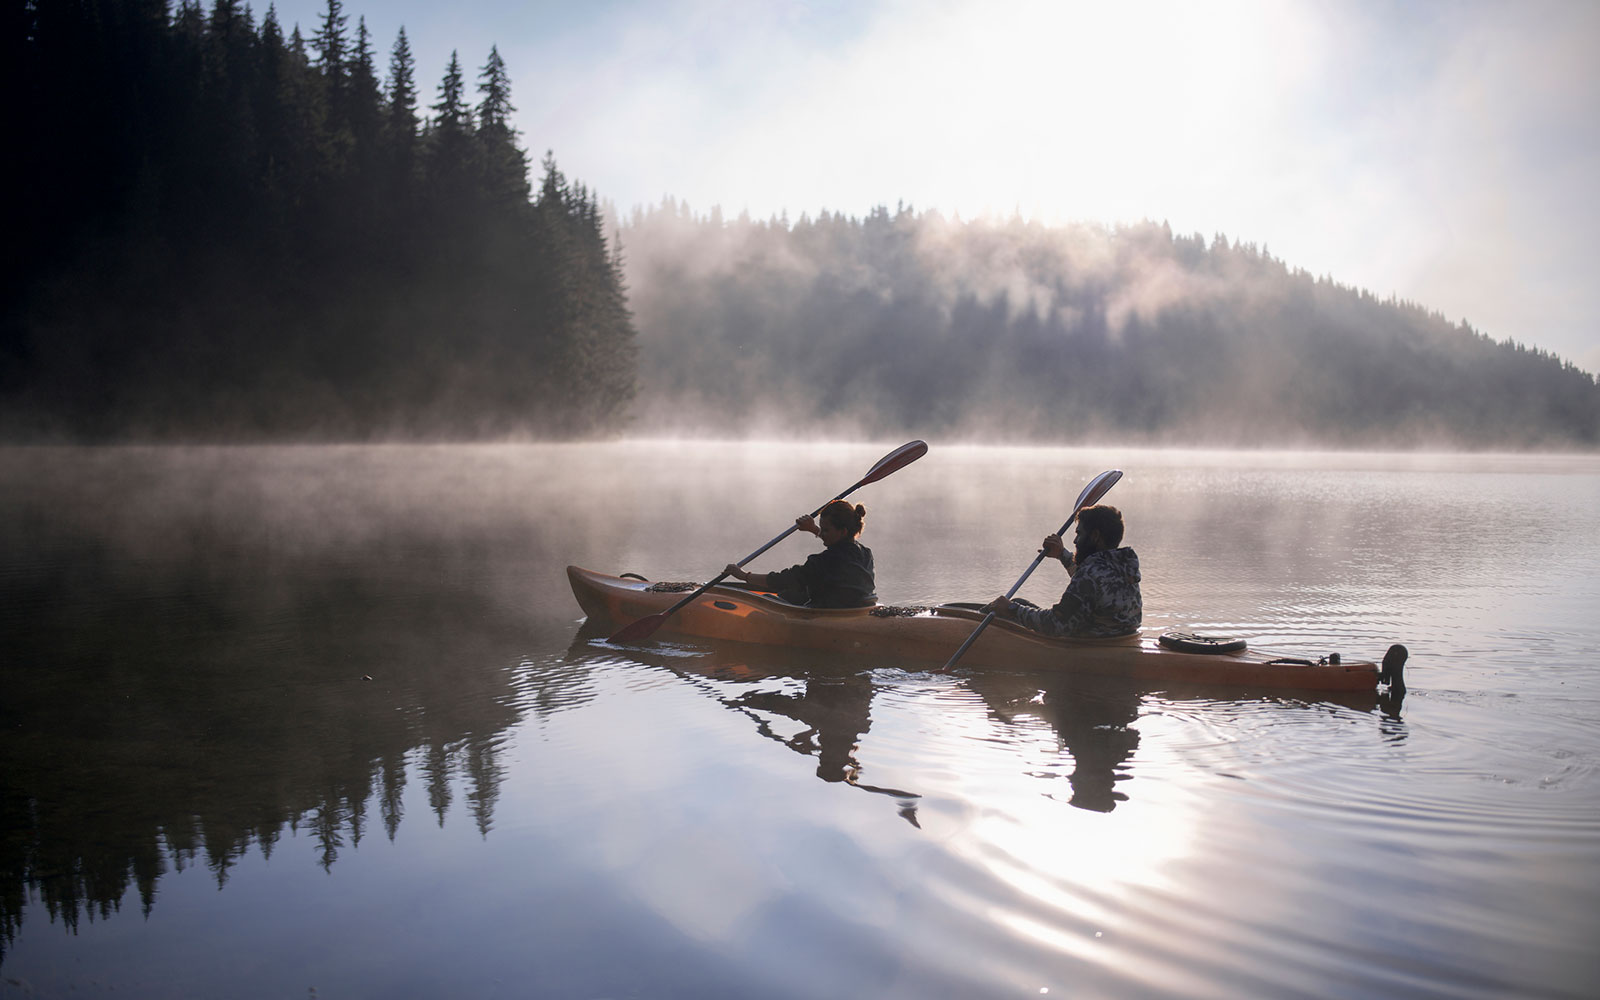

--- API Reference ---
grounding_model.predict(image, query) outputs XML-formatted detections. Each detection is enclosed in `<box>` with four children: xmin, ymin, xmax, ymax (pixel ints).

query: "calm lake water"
<box><xmin>2</xmin><ymin>441</ymin><xmax>1598</xmax><ymax>999</ymax></box>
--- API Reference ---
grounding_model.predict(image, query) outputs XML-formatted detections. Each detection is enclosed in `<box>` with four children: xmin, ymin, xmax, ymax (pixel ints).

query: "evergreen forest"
<box><xmin>2</xmin><ymin>0</ymin><xmax>637</xmax><ymax>441</ymax></box>
<box><xmin>5</xmin><ymin>1</ymin><xmax>1596</xmax><ymax>449</ymax></box>
<box><xmin>621</xmin><ymin>203</ymin><xmax>1600</xmax><ymax>450</ymax></box>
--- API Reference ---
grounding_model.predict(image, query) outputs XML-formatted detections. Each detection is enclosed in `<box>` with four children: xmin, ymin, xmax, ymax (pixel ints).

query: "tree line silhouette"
<box><xmin>621</xmin><ymin>202</ymin><xmax>1600</xmax><ymax>449</ymax></box>
<box><xmin>5</xmin><ymin>2</ymin><xmax>1593</xmax><ymax>449</ymax></box>
<box><xmin>2</xmin><ymin>0</ymin><xmax>636</xmax><ymax>441</ymax></box>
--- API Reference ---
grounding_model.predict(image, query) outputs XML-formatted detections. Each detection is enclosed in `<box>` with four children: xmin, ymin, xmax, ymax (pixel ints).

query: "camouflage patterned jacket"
<box><xmin>1009</xmin><ymin>547</ymin><xmax>1142</xmax><ymax>637</ymax></box>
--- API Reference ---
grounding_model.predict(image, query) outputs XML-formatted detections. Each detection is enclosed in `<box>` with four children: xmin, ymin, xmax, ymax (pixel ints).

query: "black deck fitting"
<box><xmin>1379</xmin><ymin>643</ymin><xmax>1408</xmax><ymax>692</ymax></box>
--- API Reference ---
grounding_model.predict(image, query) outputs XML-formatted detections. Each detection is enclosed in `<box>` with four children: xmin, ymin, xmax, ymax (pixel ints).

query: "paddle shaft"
<box><xmin>649</xmin><ymin>488</ymin><xmax>854</xmax><ymax>623</ymax></box>
<box><xmin>940</xmin><ymin>468</ymin><xmax>1121</xmax><ymax>670</ymax></box>
<box><xmin>941</xmin><ymin>510</ymin><xmax>1081</xmax><ymax>670</ymax></box>
<box><xmin>608</xmin><ymin>440</ymin><xmax>927</xmax><ymax>642</ymax></box>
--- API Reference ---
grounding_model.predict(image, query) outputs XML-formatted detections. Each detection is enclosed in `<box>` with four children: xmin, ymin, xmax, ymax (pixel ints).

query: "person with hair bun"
<box><xmin>724</xmin><ymin>499</ymin><xmax>876</xmax><ymax>608</ymax></box>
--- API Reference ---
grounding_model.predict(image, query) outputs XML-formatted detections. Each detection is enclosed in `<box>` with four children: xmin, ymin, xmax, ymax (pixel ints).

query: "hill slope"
<box><xmin>621</xmin><ymin>203</ymin><xmax>1597</xmax><ymax>449</ymax></box>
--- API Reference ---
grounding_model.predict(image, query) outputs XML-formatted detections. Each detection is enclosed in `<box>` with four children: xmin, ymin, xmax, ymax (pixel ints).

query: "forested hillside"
<box><xmin>7</xmin><ymin>3</ymin><xmax>1593</xmax><ymax>449</ymax></box>
<box><xmin>621</xmin><ymin>202</ymin><xmax>1599</xmax><ymax>449</ymax></box>
<box><xmin>2</xmin><ymin>0</ymin><xmax>636</xmax><ymax>441</ymax></box>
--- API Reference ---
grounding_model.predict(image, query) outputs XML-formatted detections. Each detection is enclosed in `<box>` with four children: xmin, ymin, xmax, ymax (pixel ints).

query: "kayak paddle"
<box><xmin>606</xmin><ymin>440</ymin><xmax>929</xmax><ymax>643</ymax></box>
<box><xmin>941</xmin><ymin>468</ymin><xmax>1123</xmax><ymax>671</ymax></box>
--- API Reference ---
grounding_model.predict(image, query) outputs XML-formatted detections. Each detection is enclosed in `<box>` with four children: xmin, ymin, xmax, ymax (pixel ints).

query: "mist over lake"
<box><xmin>3</xmin><ymin>441</ymin><xmax>1596</xmax><ymax>998</ymax></box>
<box><xmin>8</xmin><ymin>2</ymin><xmax>1599</xmax><ymax>994</ymax></box>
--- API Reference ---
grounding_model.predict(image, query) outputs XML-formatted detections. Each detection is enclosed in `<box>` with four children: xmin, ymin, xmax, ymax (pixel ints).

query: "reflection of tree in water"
<box><xmin>0</xmin><ymin>513</ymin><xmax>544</xmax><ymax>965</ymax></box>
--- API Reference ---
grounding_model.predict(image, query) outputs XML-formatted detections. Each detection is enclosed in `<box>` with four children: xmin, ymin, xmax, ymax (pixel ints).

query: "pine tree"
<box><xmin>530</xmin><ymin>154</ymin><xmax>637</xmax><ymax>432</ymax></box>
<box><xmin>281</xmin><ymin>22</ymin><xmax>328</xmax><ymax>174</ymax></box>
<box><xmin>313</xmin><ymin>0</ymin><xmax>348</xmax><ymax>81</ymax></box>
<box><xmin>379</xmin><ymin>25</ymin><xmax>420</xmax><ymax>230</ymax></box>
<box><xmin>425</xmin><ymin>51</ymin><xmax>476</xmax><ymax>208</ymax></box>
<box><xmin>431</xmin><ymin>50</ymin><xmax>470</xmax><ymax>131</ymax></box>
<box><xmin>348</xmin><ymin>18</ymin><xmax>382</xmax><ymax>155</ymax></box>
<box><xmin>476</xmin><ymin>46</ymin><xmax>527</xmax><ymax>205</ymax></box>
<box><xmin>313</xmin><ymin>0</ymin><xmax>350</xmax><ymax>144</ymax></box>
<box><xmin>386</xmin><ymin>28</ymin><xmax>418</xmax><ymax>145</ymax></box>
<box><xmin>205</xmin><ymin>0</ymin><xmax>261</xmax><ymax>203</ymax></box>
<box><xmin>174</xmin><ymin>0</ymin><xmax>205</xmax><ymax>42</ymax></box>
<box><xmin>254</xmin><ymin>4</ymin><xmax>291</xmax><ymax>201</ymax></box>
<box><xmin>476</xmin><ymin>45</ymin><xmax>514</xmax><ymax>134</ymax></box>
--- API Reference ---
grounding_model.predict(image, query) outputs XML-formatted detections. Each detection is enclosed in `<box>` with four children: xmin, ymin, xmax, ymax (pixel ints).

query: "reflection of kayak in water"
<box><xmin>563</xmin><ymin>619</ymin><xmax>925</xmax><ymax>824</ymax></box>
<box><xmin>567</xmin><ymin>566</ymin><xmax>1406</xmax><ymax>693</ymax></box>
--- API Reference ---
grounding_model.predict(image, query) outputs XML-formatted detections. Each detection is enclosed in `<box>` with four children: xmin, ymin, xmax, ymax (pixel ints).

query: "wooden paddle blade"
<box><xmin>607</xmin><ymin>612</ymin><xmax>668</xmax><ymax>643</ymax></box>
<box><xmin>858</xmin><ymin>439</ymin><xmax>928</xmax><ymax>486</ymax></box>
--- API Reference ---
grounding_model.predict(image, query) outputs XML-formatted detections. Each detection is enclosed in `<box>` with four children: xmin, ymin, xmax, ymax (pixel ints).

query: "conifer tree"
<box><xmin>279</xmin><ymin>22</ymin><xmax>328</xmax><ymax>195</ymax></box>
<box><xmin>348</xmin><ymin>17</ymin><xmax>382</xmax><ymax>163</ymax></box>
<box><xmin>254</xmin><ymin>4</ymin><xmax>290</xmax><ymax>199</ymax></box>
<box><xmin>261</xmin><ymin>4</ymin><xmax>284</xmax><ymax>53</ymax></box>
<box><xmin>476</xmin><ymin>45</ymin><xmax>514</xmax><ymax>134</ymax></box>
<box><xmin>476</xmin><ymin>46</ymin><xmax>528</xmax><ymax>205</ymax></box>
<box><xmin>425</xmin><ymin>51</ymin><xmax>476</xmax><ymax>209</ymax></box>
<box><xmin>351</xmin><ymin>18</ymin><xmax>382</xmax><ymax>133</ymax></box>
<box><xmin>174</xmin><ymin>0</ymin><xmax>205</xmax><ymax>41</ymax></box>
<box><xmin>313</xmin><ymin>0</ymin><xmax>348</xmax><ymax>89</ymax></box>
<box><xmin>386</xmin><ymin>28</ymin><xmax>418</xmax><ymax>146</ymax></box>
<box><xmin>432</xmin><ymin>51</ymin><xmax>469</xmax><ymax>130</ymax></box>
<box><xmin>382</xmin><ymin>26</ymin><xmax>419</xmax><ymax>212</ymax></box>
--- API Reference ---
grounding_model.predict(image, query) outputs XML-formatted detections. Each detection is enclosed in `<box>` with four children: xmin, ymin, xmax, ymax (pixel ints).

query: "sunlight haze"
<box><xmin>267</xmin><ymin>0</ymin><xmax>1600</xmax><ymax>373</ymax></box>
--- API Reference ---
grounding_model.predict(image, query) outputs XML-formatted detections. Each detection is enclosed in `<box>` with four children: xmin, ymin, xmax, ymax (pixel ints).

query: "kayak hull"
<box><xmin>567</xmin><ymin>566</ymin><xmax>1382</xmax><ymax>692</ymax></box>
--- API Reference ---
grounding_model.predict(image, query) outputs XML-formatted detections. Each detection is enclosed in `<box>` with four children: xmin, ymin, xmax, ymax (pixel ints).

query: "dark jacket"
<box><xmin>1011</xmin><ymin>547</ymin><xmax>1142</xmax><ymax>637</ymax></box>
<box><xmin>764</xmin><ymin>539</ymin><xmax>876</xmax><ymax>608</ymax></box>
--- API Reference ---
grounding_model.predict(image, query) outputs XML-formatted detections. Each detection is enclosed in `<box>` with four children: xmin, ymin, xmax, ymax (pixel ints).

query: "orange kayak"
<box><xmin>567</xmin><ymin>566</ymin><xmax>1400</xmax><ymax>692</ymax></box>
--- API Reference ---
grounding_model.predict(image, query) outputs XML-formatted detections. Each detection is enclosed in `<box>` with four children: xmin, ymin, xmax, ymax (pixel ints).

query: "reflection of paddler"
<box><xmin>566</xmin><ymin>624</ymin><xmax>919</xmax><ymax>820</ymax></box>
<box><xmin>725</xmin><ymin>669</ymin><xmax>921</xmax><ymax>826</ymax></box>
<box><xmin>729</xmin><ymin>671</ymin><xmax>875</xmax><ymax>784</ymax></box>
<box><xmin>1048</xmin><ymin>680</ymin><xmax>1141</xmax><ymax>813</ymax></box>
<box><xmin>968</xmin><ymin>672</ymin><xmax>1142</xmax><ymax>813</ymax></box>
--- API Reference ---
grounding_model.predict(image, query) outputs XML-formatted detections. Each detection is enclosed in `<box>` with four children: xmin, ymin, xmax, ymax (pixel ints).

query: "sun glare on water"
<box><xmin>892</xmin><ymin>680</ymin><xmax>1200</xmax><ymax>931</ymax></box>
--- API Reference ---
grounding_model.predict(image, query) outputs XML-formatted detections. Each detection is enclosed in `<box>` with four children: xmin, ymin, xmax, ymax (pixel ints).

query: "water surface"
<box><xmin>2</xmin><ymin>442</ymin><xmax>1597</xmax><ymax>998</ymax></box>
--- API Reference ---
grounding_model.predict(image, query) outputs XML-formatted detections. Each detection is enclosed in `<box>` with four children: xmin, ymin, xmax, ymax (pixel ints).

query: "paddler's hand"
<box><xmin>795</xmin><ymin>514</ymin><xmax>819</xmax><ymax>535</ymax></box>
<box><xmin>983</xmin><ymin>595</ymin><xmax>1012</xmax><ymax>617</ymax></box>
<box><xmin>1041</xmin><ymin>534</ymin><xmax>1066</xmax><ymax>560</ymax></box>
<box><xmin>723</xmin><ymin>563</ymin><xmax>749</xmax><ymax>581</ymax></box>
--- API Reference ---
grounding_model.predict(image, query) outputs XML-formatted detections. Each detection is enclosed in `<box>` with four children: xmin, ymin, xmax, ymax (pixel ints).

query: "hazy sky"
<box><xmin>269</xmin><ymin>0</ymin><xmax>1600</xmax><ymax>373</ymax></box>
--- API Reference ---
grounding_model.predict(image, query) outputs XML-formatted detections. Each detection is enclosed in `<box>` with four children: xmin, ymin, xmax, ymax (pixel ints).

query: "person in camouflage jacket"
<box><xmin>983</xmin><ymin>504</ymin><xmax>1142</xmax><ymax>637</ymax></box>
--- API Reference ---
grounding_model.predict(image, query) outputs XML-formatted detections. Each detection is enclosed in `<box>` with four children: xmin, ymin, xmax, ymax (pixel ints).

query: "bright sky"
<box><xmin>269</xmin><ymin>0</ymin><xmax>1600</xmax><ymax>373</ymax></box>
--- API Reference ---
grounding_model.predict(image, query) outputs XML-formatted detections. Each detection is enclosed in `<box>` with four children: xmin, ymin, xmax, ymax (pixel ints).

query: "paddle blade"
<box><xmin>947</xmin><ymin>469</ymin><xmax>1125</xmax><ymax>673</ymax></box>
<box><xmin>858</xmin><ymin>439</ymin><xmax>928</xmax><ymax>486</ymax></box>
<box><xmin>1074</xmin><ymin>469</ymin><xmax>1122</xmax><ymax>513</ymax></box>
<box><xmin>607</xmin><ymin>612</ymin><xmax>667</xmax><ymax>643</ymax></box>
